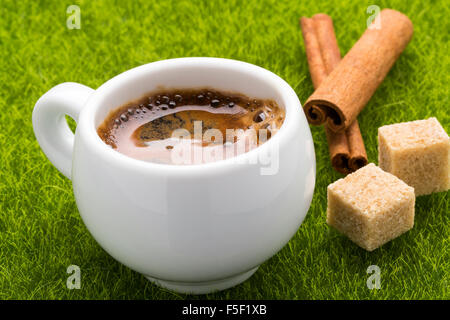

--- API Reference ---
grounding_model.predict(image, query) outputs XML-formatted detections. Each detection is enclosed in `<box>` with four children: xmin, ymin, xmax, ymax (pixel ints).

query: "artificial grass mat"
<box><xmin>0</xmin><ymin>0</ymin><xmax>448</xmax><ymax>299</ymax></box>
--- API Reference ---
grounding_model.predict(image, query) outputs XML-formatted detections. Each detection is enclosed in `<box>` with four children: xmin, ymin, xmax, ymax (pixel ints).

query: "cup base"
<box><xmin>145</xmin><ymin>266</ymin><xmax>259</xmax><ymax>295</ymax></box>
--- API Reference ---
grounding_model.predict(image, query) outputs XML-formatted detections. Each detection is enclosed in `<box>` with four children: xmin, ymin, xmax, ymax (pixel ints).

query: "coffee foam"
<box><xmin>97</xmin><ymin>89</ymin><xmax>284</xmax><ymax>164</ymax></box>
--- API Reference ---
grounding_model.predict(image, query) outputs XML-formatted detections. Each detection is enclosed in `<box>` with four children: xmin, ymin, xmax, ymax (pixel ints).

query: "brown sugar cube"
<box><xmin>327</xmin><ymin>163</ymin><xmax>415</xmax><ymax>251</ymax></box>
<box><xmin>378</xmin><ymin>117</ymin><xmax>450</xmax><ymax>196</ymax></box>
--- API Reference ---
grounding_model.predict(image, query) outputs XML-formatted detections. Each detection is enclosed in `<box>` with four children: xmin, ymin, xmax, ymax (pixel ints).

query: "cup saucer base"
<box><xmin>145</xmin><ymin>266</ymin><xmax>259</xmax><ymax>295</ymax></box>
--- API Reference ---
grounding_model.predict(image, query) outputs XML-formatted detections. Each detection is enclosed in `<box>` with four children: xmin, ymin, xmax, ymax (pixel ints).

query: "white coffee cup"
<box><xmin>33</xmin><ymin>57</ymin><xmax>315</xmax><ymax>294</ymax></box>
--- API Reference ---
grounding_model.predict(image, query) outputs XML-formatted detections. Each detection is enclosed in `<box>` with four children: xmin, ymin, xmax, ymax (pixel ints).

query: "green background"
<box><xmin>0</xmin><ymin>0</ymin><xmax>448</xmax><ymax>299</ymax></box>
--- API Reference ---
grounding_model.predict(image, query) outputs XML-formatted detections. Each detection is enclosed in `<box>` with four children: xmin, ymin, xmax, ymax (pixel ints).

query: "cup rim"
<box><xmin>77</xmin><ymin>57</ymin><xmax>303</xmax><ymax>174</ymax></box>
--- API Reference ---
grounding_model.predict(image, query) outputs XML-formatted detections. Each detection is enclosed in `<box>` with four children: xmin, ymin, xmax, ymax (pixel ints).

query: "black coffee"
<box><xmin>97</xmin><ymin>88</ymin><xmax>285</xmax><ymax>164</ymax></box>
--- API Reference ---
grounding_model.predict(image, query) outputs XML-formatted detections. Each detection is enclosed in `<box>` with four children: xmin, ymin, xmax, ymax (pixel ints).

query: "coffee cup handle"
<box><xmin>32</xmin><ymin>82</ymin><xmax>95</xmax><ymax>180</ymax></box>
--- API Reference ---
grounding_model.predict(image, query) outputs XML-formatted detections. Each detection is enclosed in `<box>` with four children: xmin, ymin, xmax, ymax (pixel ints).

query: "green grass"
<box><xmin>0</xmin><ymin>0</ymin><xmax>448</xmax><ymax>300</ymax></box>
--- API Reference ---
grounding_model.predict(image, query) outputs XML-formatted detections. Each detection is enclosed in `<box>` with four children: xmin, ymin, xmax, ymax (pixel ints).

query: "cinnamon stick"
<box><xmin>300</xmin><ymin>14</ymin><xmax>367</xmax><ymax>173</ymax></box>
<box><xmin>300</xmin><ymin>16</ymin><xmax>328</xmax><ymax>125</ymax></box>
<box><xmin>303</xmin><ymin>9</ymin><xmax>413</xmax><ymax>133</ymax></box>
